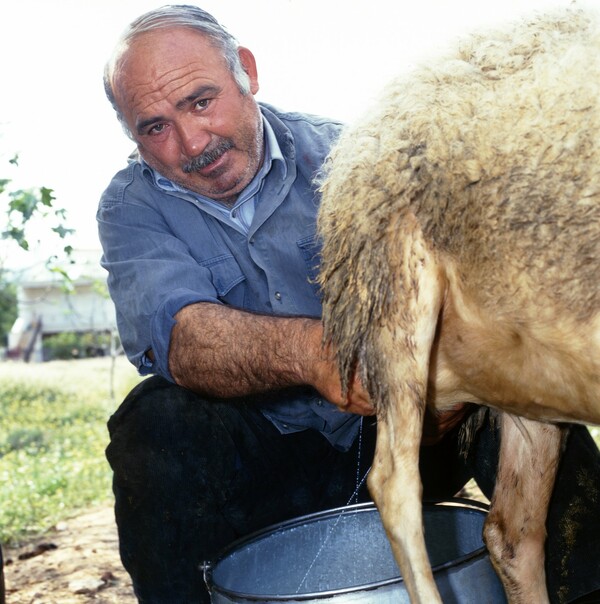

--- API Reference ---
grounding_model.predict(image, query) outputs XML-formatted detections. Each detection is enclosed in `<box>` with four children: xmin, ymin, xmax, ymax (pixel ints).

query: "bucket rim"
<box><xmin>204</xmin><ymin>497</ymin><xmax>491</xmax><ymax>602</ymax></box>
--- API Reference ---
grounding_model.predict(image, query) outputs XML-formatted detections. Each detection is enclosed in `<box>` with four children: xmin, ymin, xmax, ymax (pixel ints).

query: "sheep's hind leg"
<box><xmin>365</xmin><ymin>213</ymin><xmax>445</xmax><ymax>603</ymax></box>
<box><xmin>484</xmin><ymin>414</ymin><xmax>564</xmax><ymax>603</ymax></box>
<box><xmin>369</xmin><ymin>396</ymin><xmax>442</xmax><ymax>604</ymax></box>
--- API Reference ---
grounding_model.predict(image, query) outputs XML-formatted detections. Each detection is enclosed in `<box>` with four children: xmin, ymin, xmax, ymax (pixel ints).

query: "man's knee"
<box><xmin>108</xmin><ymin>375</ymin><xmax>195</xmax><ymax>437</ymax></box>
<box><xmin>105</xmin><ymin>376</ymin><xmax>239</xmax><ymax>489</ymax></box>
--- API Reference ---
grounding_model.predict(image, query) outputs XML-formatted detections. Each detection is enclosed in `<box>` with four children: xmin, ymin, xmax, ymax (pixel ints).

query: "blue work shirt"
<box><xmin>97</xmin><ymin>103</ymin><xmax>361</xmax><ymax>450</ymax></box>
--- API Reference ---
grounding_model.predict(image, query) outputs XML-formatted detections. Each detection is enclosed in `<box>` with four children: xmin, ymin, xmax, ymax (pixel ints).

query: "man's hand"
<box><xmin>338</xmin><ymin>372</ymin><xmax>376</xmax><ymax>415</ymax></box>
<box><xmin>313</xmin><ymin>365</ymin><xmax>375</xmax><ymax>416</ymax></box>
<box><xmin>304</xmin><ymin>324</ymin><xmax>375</xmax><ymax>416</ymax></box>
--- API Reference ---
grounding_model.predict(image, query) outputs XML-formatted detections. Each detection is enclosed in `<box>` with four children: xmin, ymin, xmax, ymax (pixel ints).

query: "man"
<box><xmin>98</xmin><ymin>5</ymin><xmax>600</xmax><ymax>603</ymax></box>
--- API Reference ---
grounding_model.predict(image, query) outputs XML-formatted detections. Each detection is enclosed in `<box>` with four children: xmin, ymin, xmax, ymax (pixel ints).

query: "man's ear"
<box><xmin>238</xmin><ymin>47</ymin><xmax>259</xmax><ymax>94</ymax></box>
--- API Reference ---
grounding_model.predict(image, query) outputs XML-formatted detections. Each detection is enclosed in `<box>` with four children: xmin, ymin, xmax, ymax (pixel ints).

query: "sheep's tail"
<box><xmin>316</xmin><ymin>131</ymin><xmax>429</xmax><ymax>406</ymax></box>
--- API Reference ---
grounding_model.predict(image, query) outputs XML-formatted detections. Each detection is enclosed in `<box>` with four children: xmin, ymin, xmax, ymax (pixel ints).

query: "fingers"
<box><xmin>343</xmin><ymin>399</ymin><xmax>377</xmax><ymax>416</ymax></box>
<box><xmin>313</xmin><ymin>331</ymin><xmax>376</xmax><ymax>415</ymax></box>
<box><xmin>338</xmin><ymin>374</ymin><xmax>376</xmax><ymax>416</ymax></box>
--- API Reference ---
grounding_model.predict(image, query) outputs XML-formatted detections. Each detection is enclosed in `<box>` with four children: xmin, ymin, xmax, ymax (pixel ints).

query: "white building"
<box><xmin>7</xmin><ymin>249</ymin><xmax>116</xmax><ymax>362</ymax></box>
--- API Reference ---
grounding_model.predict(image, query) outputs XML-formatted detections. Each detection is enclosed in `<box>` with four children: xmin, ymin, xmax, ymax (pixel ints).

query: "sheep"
<box><xmin>317</xmin><ymin>6</ymin><xmax>600</xmax><ymax>603</ymax></box>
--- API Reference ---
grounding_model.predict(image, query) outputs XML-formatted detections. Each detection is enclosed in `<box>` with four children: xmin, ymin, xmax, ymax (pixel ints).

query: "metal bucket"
<box><xmin>204</xmin><ymin>499</ymin><xmax>507</xmax><ymax>603</ymax></box>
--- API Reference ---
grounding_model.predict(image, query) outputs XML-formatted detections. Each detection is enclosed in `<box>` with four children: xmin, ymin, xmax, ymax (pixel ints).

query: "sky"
<box><xmin>0</xmin><ymin>0</ymin><xmax>575</xmax><ymax>267</ymax></box>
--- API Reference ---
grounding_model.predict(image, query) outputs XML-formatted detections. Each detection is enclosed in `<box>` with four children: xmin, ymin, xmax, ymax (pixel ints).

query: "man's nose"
<box><xmin>177</xmin><ymin>121</ymin><xmax>210</xmax><ymax>157</ymax></box>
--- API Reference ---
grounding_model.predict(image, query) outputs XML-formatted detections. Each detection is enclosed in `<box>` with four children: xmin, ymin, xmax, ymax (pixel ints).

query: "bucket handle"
<box><xmin>199</xmin><ymin>560</ymin><xmax>212</xmax><ymax>591</ymax></box>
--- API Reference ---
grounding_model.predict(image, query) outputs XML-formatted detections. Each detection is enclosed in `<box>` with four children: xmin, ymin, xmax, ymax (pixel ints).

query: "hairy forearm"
<box><xmin>168</xmin><ymin>302</ymin><xmax>328</xmax><ymax>398</ymax></box>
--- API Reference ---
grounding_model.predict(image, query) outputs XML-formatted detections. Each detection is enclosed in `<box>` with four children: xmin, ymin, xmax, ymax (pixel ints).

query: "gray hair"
<box><xmin>104</xmin><ymin>4</ymin><xmax>251</xmax><ymax>138</ymax></box>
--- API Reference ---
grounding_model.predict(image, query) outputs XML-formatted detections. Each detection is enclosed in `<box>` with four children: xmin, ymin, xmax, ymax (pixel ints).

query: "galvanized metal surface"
<box><xmin>205</xmin><ymin>500</ymin><xmax>507</xmax><ymax>603</ymax></box>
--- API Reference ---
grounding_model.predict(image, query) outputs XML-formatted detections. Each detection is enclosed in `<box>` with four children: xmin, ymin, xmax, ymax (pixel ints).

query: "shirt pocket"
<box><xmin>199</xmin><ymin>253</ymin><xmax>247</xmax><ymax>305</ymax></box>
<box><xmin>297</xmin><ymin>234</ymin><xmax>323</xmax><ymax>298</ymax></box>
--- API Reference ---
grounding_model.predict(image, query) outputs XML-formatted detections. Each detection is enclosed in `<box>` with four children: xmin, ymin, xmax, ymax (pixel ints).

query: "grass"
<box><xmin>0</xmin><ymin>356</ymin><xmax>142</xmax><ymax>546</ymax></box>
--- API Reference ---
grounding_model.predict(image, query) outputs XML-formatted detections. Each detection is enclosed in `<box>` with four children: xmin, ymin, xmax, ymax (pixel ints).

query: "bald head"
<box><xmin>104</xmin><ymin>5</ymin><xmax>251</xmax><ymax>138</ymax></box>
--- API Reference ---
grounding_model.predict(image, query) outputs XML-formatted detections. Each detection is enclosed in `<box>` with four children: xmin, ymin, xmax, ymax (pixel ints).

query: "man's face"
<box><xmin>113</xmin><ymin>27</ymin><xmax>264</xmax><ymax>205</ymax></box>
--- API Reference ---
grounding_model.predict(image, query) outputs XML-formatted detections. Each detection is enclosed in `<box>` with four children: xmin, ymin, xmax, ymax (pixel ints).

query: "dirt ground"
<box><xmin>3</xmin><ymin>505</ymin><xmax>136</xmax><ymax>604</ymax></box>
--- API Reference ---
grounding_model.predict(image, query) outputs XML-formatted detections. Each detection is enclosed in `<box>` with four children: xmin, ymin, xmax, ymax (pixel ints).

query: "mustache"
<box><xmin>182</xmin><ymin>139</ymin><xmax>234</xmax><ymax>173</ymax></box>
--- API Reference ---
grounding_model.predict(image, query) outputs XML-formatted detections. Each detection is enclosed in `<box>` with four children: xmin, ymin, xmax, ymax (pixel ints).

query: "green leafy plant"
<box><xmin>0</xmin><ymin>281</ymin><xmax>17</xmax><ymax>347</ymax></box>
<box><xmin>42</xmin><ymin>331</ymin><xmax>112</xmax><ymax>361</ymax></box>
<box><xmin>1</xmin><ymin>155</ymin><xmax>74</xmax><ymax>254</ymax></box>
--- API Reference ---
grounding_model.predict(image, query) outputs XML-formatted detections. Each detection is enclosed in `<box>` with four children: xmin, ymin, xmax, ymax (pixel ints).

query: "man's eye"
<box><xmin>194</xmin><ymin>99</ymin><xmax>210</xmax><ymax>110</ymax></box>
<box><xmin>148</xmin><ymin>123</ymin><xmax>166</xmax><ymax>135</ymax></box>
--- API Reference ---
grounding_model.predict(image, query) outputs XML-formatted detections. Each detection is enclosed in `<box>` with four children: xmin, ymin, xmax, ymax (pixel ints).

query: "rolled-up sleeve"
<box><xmin>97</xmin><ymin>165</ymin><xmax>223</xmax><ymax>381</ymax></box>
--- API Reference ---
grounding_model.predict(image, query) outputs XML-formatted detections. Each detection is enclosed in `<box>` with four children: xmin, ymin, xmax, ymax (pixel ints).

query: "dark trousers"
<box><xmin>106</xmin><ymin>376</ymin><xmax>600</xmax><ymax>603</ymax></box>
